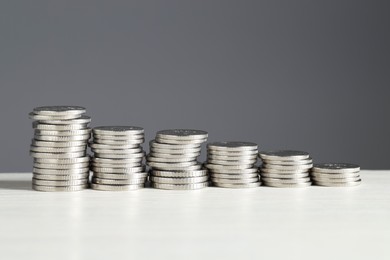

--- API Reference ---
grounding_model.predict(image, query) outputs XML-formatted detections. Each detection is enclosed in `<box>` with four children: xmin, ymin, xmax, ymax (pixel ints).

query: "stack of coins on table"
<box><xmin>29</xmin><ymin>106</ymin><xmax>91</xmax><ymax>192</ymax></box>
<box><xmin>311</xmin><ymin>163</ymin><xmax>361</xmax><ymax>187</ymax></box>
<box><xmin>259</xmin><ymin>150</ymin><xmax>313</xmax><ymax>188</ymax></box>
<box><xmin>147</xmin><ymin>129</ymin><xmax>209</xmax><ymax>190</ymax></box>
<box><xmin>90</xmin><ymin>126</ymin><xmax>147</xmax><ymax>191</ymax></box>
<box><xmin>206</xmin><ymin>142</ymin><xmax>261</xmax><ymax>188</ymax></box>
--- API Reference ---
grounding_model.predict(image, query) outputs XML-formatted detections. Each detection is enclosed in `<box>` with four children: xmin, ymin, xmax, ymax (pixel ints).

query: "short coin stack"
<box><xmin>259</xmin><ymin>150</ymin><xmax>312</xmax><ymax>188</ymax></box>
<box><xmin>311</xmin><ymin>163</ymin><xmax>361</xmax><ymax>187</ymax></box>
<box><xmin>206</xmin><ymin>142</ymin><xmax>261</xmax><ymax>188</ymax></box>
<box><xmin>90</xmin><ymin>126</ymin><xmax>147</xmax><ymax>191</ymax></box>
<box><xmin>29</xmin><ymin>106</ymin><xmax>91</xmax><ymax>192</ymax></box>
<box><xmin>147</xmin><ymin>129</ymin><xmax>209</xmax><ymax>190</ymax></box>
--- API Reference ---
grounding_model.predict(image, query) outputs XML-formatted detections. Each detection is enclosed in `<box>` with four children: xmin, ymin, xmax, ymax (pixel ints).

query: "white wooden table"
<box><xmin>0</xmin><ymin>171</ymin><xmax>389</xmax><ymax>260</ymax></box>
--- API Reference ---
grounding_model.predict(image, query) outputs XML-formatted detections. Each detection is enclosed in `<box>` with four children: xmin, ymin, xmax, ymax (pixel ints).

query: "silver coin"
<box><xmin>33</xmin><ymin>173</ymin><xmax>89</xmax><ymax>180</ymax></box>
<box><xmin>32</xmin><ymin>140</ymin><xmax>88</xmax><ymax>148</ymax></box>
<box><xmin>30</xmin><ymin>145</ymin><xmax>86</xmax><ymax>153</ymax></box>
<box><xmin>263</xmin><ymin>182</ymin><xmax>311</xmax><ymax>188</ymax></box>
<box><xmin>93</xmin><ymin>172</ymin><xmax>148</xmax><ymax>180</ymax></box>
<box><xmin>33</xmin><ymin>167</ymin><xmax>89</xmax><ymax>175</ymax></box>
<box><xmin>33</xmin><ymin>106</ymin><xmax>86</xmax><ymax>115</ymax></box>
<box><xmin>92</xmin><ymin>166</ymin><xmax>145</xmax><ymax>173</ymax></box>
<box><xmin>89</xmin><ymin>143</ymin><xmax>139</xmax><ymax>149</ymax></box>
<box><xmin>33</xmin><ymin>162</ymin><xmax>90</xmax><ymax>170</ymax></box>
<box><xmin>30</xmin><ymin>151</ymin><xmax>86</xmax><ymax>159</ymax></box>
<box><xmin>32</xmin><ymin>178</ymin><xmax>88</xmax><ymax>186</ymax></box>
<box><xmin>147</xmin><ymin>161</ymin><xmax>198</xmax><ymax>168</ymax></box>
<box><xmin>34</xmin><ymin>156</ymin><xmax>90</xmax><ymax>164</ymax></box>
<box><xmin>91</xmin><ymin>162</ymin><xmax>142</xmax><ymax>168</ymax></box>
<box><xmin>210</xmin><ymin>172</ymin><xmax>259</xmax><ymax>179</ymax></box>
<box><xmin>29</xmin><ymin>112</ymin><xmax>82</xmax><ymax>121</ymax></box>
<box><xmin>92</xmin><ymin>177</ymin><xmax>145</xmax><ymax>185</ymax></box>
<box><xmin>151</xmin><ymin>182</ymin><xmax>208</xmax><ymax>190</ymax></box>
<box><xmin>208</xmin><ymin>168</ymin><xmax>258</xmax><ymax>174</ymax></box>
<box><xmin>33</xmin><ymin>184</ymin><xmax>88</xmax><ymax>192</ymax></box>
<box><xmin>260</xmin><ymin>172</ymin><xmax>309</xmax><ymax>179</ymax></box>
<box><xmin>93</xmin><ymin>139</ymin><xmax>144</xmax><ymax>145</ymax></box>
<box><xmin>259</xmin><ymin>150</ymin><xmax>310</xmax><ymax>161</ymax></box>
<box><xmin>260</xmin><ymin>167</ymin><xmax>309</xmax><ymax>174</ymax></box>
<box><xmin>35</xmin><ymin>129</ymin><xmax>91</xmax><ymax>136</ymax></box>
<box><xmin>155</xmin><ymin>137</ymin><xmax>207</xmax><ymax>145</ymax></box>
<box><xmin>149</xmin><ymin>152</ymin><xmax>200</xmax><ymax>159</ymax></box>
<box><xmin>150</xmin><ymin>140</ymin><xmax>200</xmax><ymax>149</ymax></box>
<box><xmin>150</xmin><ymin>170</ymin><xmax>208</xmax><ymax>178</ymax></box>
<box><xmin>91</xmin><ymin>183</ymin><xmax>144</xmax><ymax>191</ymax></box>
<box><xmin>205</xmin><ymin>163</ymin><xmax>254</xmax><ymax>170</ymax></box>
<box><xmin>207</xmin><ymin>159</ymin><xmax>257</xmax><ymax>166</ymax></box>
<box><xmin>147</xmin><ymin>156</ymin><xmax>196</xmax><ymax>163</ymax></box>
<box><xmin>34</xmin><ymin>134</ymin><xmax>90</xmax><ymax>142</ymax></box>
<box><xmin>312</xmin><ymin>176</ymin><xmax>361</xmax><ymax>183</ymax></box>
<box><xmin>149</xmin><ymin>164</ymin><xmax>203</xmax><ymax>171</ymax></box>
<box><xmin>262</xmin><ymin>164</ymin><xmax>313</xmax><ymax>170</ymax></box>
<box><xmin>93</xmin><ymin>134</ymin><xmax>144</xmax><ymax>140</ymax></box>
<box><xmin>92</xmin><ymin>157</ymin><xmax>142</xmax><ymax>164</ymax></box>
<box><xmin>213</xmin><ymin>182</ymin><xmax>261</xmax><ymax>188</ymax></box>
<box><xmin>207</xmin><ymin>141</ymin><xmax>258</xmax><ymax>151</ymax></box>
<box><xmin>150</xmin><ymin>176</ymin><xmax>209</xmax><ymax>184</ymax></box>
<box><xmin>261</xmin><ymin>177</ymin><xmax>311</xmax><ymax>184</ymax></box>
<box><xmin>156</xmin><ymin>129</ymin><xmax>208</xmax><ymax>140</ymax></box>
<box><xmin>37</xmin><ymin>115</ymin><xmax>91</xmax><ymax>125</ymax></box>
<box><xmin>310</xmin><ymin>172</ymin><xmax>360</xmax><ymax>178</ymax></box>
<box><xmin>207</xmin><ymin>154</ymin><xmax>258</xmax><ymax>161</ymax></box>
<box><xmin>93</xmin><ymin>126</ymin><xmax>144</xmax><ymax>135</ymax></box>
<box><xmin>312</xmin><ymin>163</ymin><xmax>360</xmax><ymax>173</ymax></box>
<box><xmin>94</xmin><ymin>152</ymin><xmax>145</xmax><ymax>159</ymax></box>
<box><xmin>150</xmin><ymin>147</ymin><xmax>201</xmax><ymax>155</ymax></box>
<box><xmin>91</xmin><ymin>148</ymin><xmax>142</xmax><ymax>154</ymax></box>
<box><xmin>208</xmin><ymin>149</ymin><xmax>258</xmax><ymax>156</ymax></box>
<box><xmin>313</xmin><ymin>179</ymin><xmax>361</xmax><ymax>187</ymax></box>
<box><xmin>212</xmin><ymin>176</ymin><xmax>259</xmax><ymax>184</ymax></box>
<box><xmin>262</xmin><ymin>158</ymin><xmax>313</xmax><ymax>166</ymax></box>
<box><xmin>33</xmin><ymin>122</ymin><xmax>89</xmax><ymax>130</ymax></box>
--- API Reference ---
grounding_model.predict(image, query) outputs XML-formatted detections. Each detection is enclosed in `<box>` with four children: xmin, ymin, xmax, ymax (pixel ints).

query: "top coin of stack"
<box><xmin>311</xmin><ymin>163</ymin><xmax>361</xmax><ymax>187</ymax></box>
<box><xmin>259</xmin><ymin>150</ymin><xmax>313</xmax><ymax>188</ymax></box>
<box><xmin>206</xmin><ymin>142</ymin><xmax>260</xmax><ymax>188</ymax></box>
<box><xmin>90</xmin><ymin>126</ymin><xmax>147</xmax><ymax>191</ymax></box>
<box><xmin>29</xmin><ymin>106</ymin><xmax>91</xmax><ymax>192</ymax></box>
<box><xmin>147</xmin><ymin>129</ymin><xmax>209</xmax><ymax>190</ymax></box>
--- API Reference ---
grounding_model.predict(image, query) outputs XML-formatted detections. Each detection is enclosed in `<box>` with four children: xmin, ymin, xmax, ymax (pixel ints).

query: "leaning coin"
<box><xmin>29</xmin><ymin>112</ymin><xmax>82</xmax><ymax>121</ymax></box>
<box><xmin>33</xmin><ymin>106</ymin><xmax>86</xmax><ymax>116</ymax></box>
<box><xmin>33</xmin><ymin>167</ymin><xmax>89</xmax><ymax>175</ymax></box>
<box><xmin>92</xmin><ymin>166</ymin><xmax>145</xmax><ymax>173</ymax></box>
<box><xmin>263</xmin><ymin>182</ymin><xmax>311</xmax><ymax>188</ymax></box>
<box><xmin>30</xmin><ymin>145</ymin><xmax>86</xmax><ymax>153</ymax></box>
<box><xmin>259</xmin><ymin>150</ymin><xmax>310</xmax><ymax>161</ymax></box>
<box><xmin>156</xmin><ymin>129</ymin><xmax>208</xmax><ymax>140</ymax></box>
<box><xmin>150</xmin><ymin>170</ymin><xmax>208</xmax><ymax>178</ymax></box>
<box><xmin>207</xmin><ymin>141</ymin><xmax>258</xmax><ymax>151</ymax></box>
<box><xmin>151</xmin><ymin>182</ymin><xmax>208</xmax><ymax>190</ymax></box>
<box><xmin>34</xmin><ymin>156</ymin><xmax>90</xmax><ymax>164</ymax></box>
<box><xmin>213</xmin><ymin>182</ymin><xmax>261</xmax><ymax>188</ymax></box>
<box><xmin>93</xmin><ymin>126</ymin><xmax>144</xmax><ymax>135</ymax></box>
<box><xmin>30</xmin><ymin>151</ymin><xmax>86</xmax><ymax>159</ymax></box>
<box><xmin>33</xmin><ymin>162</ymin><xmax>90</xmax><ymax>170</ymax></box>
<box><xmin>313</xmin><ymin>179</ymin><xmax>361</xmax><ymax>187</ymax></box>
<box><xmin>312</xmin><ymin>163</ymin><xmax>360</xmax><ymax>174</ymax></box>
<box><xmin>33</xmin><ymin>173</ymin><xmax>89</xmax><ymax>180</ymax></box>
<box><xmin>32</xmin><ymin>178</ymin><xmax>88</xmax><ymax>186</ymax></box>
<box><xmin>150</xmin><ymin>176</ymin><xmax>209</xmax><ymax>184</ymax></box>
<box><xmin>92</xmin><ymin>177</ymin><xmax>145</xmax><ymax>185</ymax></box>
<box><xmin>212</xmin><ymin>176</ymin><xmax>259</xmax><ymax>184</ymax></box>
<box><xmin>91</xmin><ymin>183</ymin><xmax>144</xmax><ymax>191</ymax></box>
<box><xmin>37</xmin><ymin>115</ymin><xmax>91</xmax><ymax>125</ymax></box>
<box><xmin>93</xmin><ymin>172</ymin><xmax>148</xmax><ymax>180</ymax></box>
<box><xmin>33</xmin><ymin>184</ymin><xmax>88</xmax><ymax>192</ymax></box>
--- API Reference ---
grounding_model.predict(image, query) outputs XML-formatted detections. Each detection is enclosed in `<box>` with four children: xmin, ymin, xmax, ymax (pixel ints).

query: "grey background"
<box><xmin>0</xmin><ymin>0</ymin><xmax>389</xmax><ymax>172</ymax></box>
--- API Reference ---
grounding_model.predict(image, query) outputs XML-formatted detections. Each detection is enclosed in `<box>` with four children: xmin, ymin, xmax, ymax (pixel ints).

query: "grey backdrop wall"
<box><xmin>0</xmin><ymin>0</ymin><xmax>389</xmax><ymax>171</ymax></box>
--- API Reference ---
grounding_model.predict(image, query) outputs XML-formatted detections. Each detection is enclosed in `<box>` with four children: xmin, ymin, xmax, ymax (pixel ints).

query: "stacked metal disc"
<box><xmin>29</xmin><ymin>106</ymin><xmax>91</xmax><ymax>192</ymax></box>
<box><xmin>147</xmin><ymin>129</ymin><xmax>209</xmax><ymax>190</ymax></box>
<box><xmin>206</xmin><ymin>142</ymin><xmax>261</xmax><ymax>188</ymax></box>
<box><xmin>259</xmin><ymin>150</ymin><xmax>313</xmax><ymax>188</ymax></box>
<box><xmin>311</xmin><ymin>163</ymin><xmax>361</xmax><ymax>187</ymax></box>
<box><xmin>90</xmin><ymin>126</ymin><xmax>147</xmax><ymax>191</ymax></box>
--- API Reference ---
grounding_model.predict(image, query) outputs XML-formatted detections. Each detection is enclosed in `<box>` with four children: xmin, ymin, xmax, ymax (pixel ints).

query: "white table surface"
<box><xmin>0</xmin><ymin>170</ymin><xmax>389</xmax><ymax>260</ymax></box>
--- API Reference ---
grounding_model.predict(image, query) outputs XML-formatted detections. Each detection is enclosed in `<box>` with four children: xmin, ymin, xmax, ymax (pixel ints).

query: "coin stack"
<box><xmin>311</xmin><ymin>163</ymin><xmax>361</xmax><ymax>187</ymax></box>
<box><xmin>29</xmin><ymin>106</ymin><xmax>91</xmax><ymax>192</ymax></box>
<box><xmin>90</xmin><ymin>126</ymin><xmax>147</xmax><ymax>191</ymax></box>
<box><xmin>147</xmin><ymin>129</ymin><xmax>209</xmax><ymax>190</ymax></box>
<box><xmin>259</xmin><ymin>150</ymin><xmax>312</xmax><ymax>188</ymax></box>
<box><xmin>206</xmin><ymin>142</ymin><xmax>261</xmax><ymax>188</ymax></box>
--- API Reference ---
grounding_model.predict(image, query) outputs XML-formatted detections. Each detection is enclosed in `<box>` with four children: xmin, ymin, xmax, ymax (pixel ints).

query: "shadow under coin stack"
<box><xmin>311</xmin><ymin>163</ymin><xmax>361</xmax><ymax>187</ymax></box>
<box><xmin>259</xmin><ymin>150</ymin><xmax>312</xmax><ymax>188</ymax></box>
<box><xmin>147</xmin><ymin>129</ymin><xmax>208</xmax><ymax>190</ymax></box>
<box><xmin>29</xmin><ymin>106</ymin><xmax>91</xmax><ymax>192</ymax></box>
<box><xmin>206</xmin><ymin>142</ymin><xmax>261</xmax><ymax>188</ymax></box>
<box><xmin>90</xmin><ymin>126</ymin><xmax>147</xmax><ymax>191</ymax></box>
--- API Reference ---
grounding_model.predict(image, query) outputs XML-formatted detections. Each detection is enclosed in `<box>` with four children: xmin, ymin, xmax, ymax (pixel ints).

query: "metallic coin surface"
<box><xmin>208</xmin><ymin>142</ymin><xmax>258</xmax><ymax>151</ymax></box>
<box><xmin>260</xmin><ymin>168</ymin><xmax>309</xmax><ymax>174</ymax></box>
<box><xmin>262</xmin><ymin>164</ymin><xmax>313</xmax><ymax>170</ymax></box>
<box><xmin>313</xmin><ymin>180</ymin><xmax>361</xmax><ymax>187</ymax></box>
<box><xmin>30</xmin><ymin>145</ymin><xmax>86</xmax><ymax>153</ymax></box>
<box><xmin>93</xmin><ymin>134</ymin><xmax>144</xmax><ymax>140</ymax></box>
<box><xmin>93</xmin><ymin>126</ymin><xmax>144</xmax><ymax>135</ymax></box>
<box><xmin>151</xmin><ymin>182</ymin><xmax>208</xmax><ymax>190</ymax></box>
<box><xmin>261</xmin><ymin>177</ymin><xmax>311</xmax><ymax>184</ymax></box>
<box><xmin>259</xmin><ymin>150</ymin><xmax>310</xmax><ymax>161</ymax></box>
<box><xmin>149</xmin><ymin>152</ymin><xmax>200</xmax><ymax>159</ymax></box>
<box><xmin>33</xmin><ymin>162</ymin><xmax>90</xmax><ymax>170</ymax></box>
<box><xmin>32</xmin><ymin>140</ymin><xmax>88</xmax><ymax>148</ymax></box>
<box><xmin>150</xmin><ymin>140</ymin><xmax>200</xmax><ymax>149</ymax></box>
<box><xmin>146</xmin><ymin>156</ymin><xmax>197</xmax><ymax>163</ymax></box>
<box><xmin>150</xmin><ymin>176</ymin><xmax>209</xmax><ymax>184</ymax></box>
<box><xmin>34</xmin><ymin>134</ymin><xmax>90</xmax><ymax>142</ymax></box>
<box><xmin>150</xmin><ymin>170</ymin><xmax>208</xmax><ymax>178</ymax></box>
<box><xmin>205</xmin><ymin>163</ymin><xmax>254</xmax><ymax>170</ymax></box>
<box><xmin>93</xmin><ymin>172</ymin><xmax>148</xmax><ymax>180</ymax></box>
<box><xmin>212</xmin><ymin>176</ymin><xmax>259</xmax><ymax>184</ymax></box>
<box><xmin>156</xmin><ymin>129</ymin><xmax>208</xmax><ymax>140</ymax></box>
<box><xmin>33</xmin><ymin>184</ymin><xmax>88</xmax><ymax>192</ymax></box>
<box><xmin>208</xmin><ymin>168</ymin><xmax>258</xmax><ymax>174</ymax></box>
<box><xmin>211</xmin><ymin>172</ymin><xmax>259</xmax><ymax>179</ymax></box>
<box><xmin>91</xmin><ymin>183</ymin><xmax>144</xmax><ymax>191</ymax></box>
<box><xmin>92</xmin><ymin>166</ymin><xmax>145</xmax><ymax>173</ymax></box>
<box><xmin>208</xmin><ymin>159</ymin><xmax>257</xmax><ymax>166</ymax></box>
<box><xmin>33</xmin><ymin>167</ymin><xmax>89</xmax><ymax>175</ymax></box>
<box><xmin>260</xmin><ymin>172</ymin><xmax>309</xmax><ymax>179</ymax></box>
<box><xmin>155</xmin><ymin>137</ymin><xmax>207</xmax><ymax>145</ymax></box>
<box><xmin>35</xmin><ymin>129</ymin><xmax>91</xmax><ymax>136</ymax></box>
<box><xmin>312</xmin><ymin>163</ymin><xmax>360</xmax><ymax>173</ymax></box>
<box><xmin>33</xmin><ymin>106</ymin><xmax>86</xmax><ymax>115</ymax></box>
<box><xmin>92</xmin><ymin>177</ymin><xmax>146</xmax><ymax>185</ymax></box>
<box><xmin>262</xmin><ymin>182</ymin><xmax>311</xmax><ymax>188</ymax></box>
<box><xmin>262</xmin><ymin>158</ymin><xmax>313</xmax><ymax>165</ymax></box>
<box><xmin>33</xmin><ymin>173</ymin><xmax>89</xmax><ymax>180</ymax></box>
<box><xmin>34</xmin><ymin>156</ymin><xmax>90</xmax><ymax>164</ymax></box>
<box><xmin>33</xmin><ymin>123</ymin><xmax>89</xmax><ymax>130</ymax></box>
<box><xmin>32</xmin><ymin>178</ymin><xmax>88</xmax><ymax>186</ymax></box>
<box><xmin>213</xmin><ymin>182</ymin><xmax>261</xmax><ymax>188</ymax></box>
<box><xmin>37</xmin><ymin>115</ymin><xmax>91</xmax><ymax>125</ymax></box>
<box><xmin>30</xmin><ymin>151</ymin><xmax>86</xmax><ymax>159</ymax></box>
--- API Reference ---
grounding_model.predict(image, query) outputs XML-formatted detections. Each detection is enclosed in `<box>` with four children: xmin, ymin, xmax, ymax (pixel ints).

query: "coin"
<box><xmin>37</xmin><ymin>115</ymin><xmax>91</xmax><ymax>125</ymax></box>
<box><xmin>33</xmin><ymin>173</ymin><xmax>89</xmax><ymax>180</ymax></box>
<box><xmin>150</xmin><ymin>176</ymin><xmax>209</xmax><ymax>184</ymax></box>
<box><xmin>32</xmin><ymin>140</ymin><xmax>88</xmax><ymax>148</ymax></box>
<box><xmin>311</xmin><ymin>176</ymin><xmax>361</xmax><ymax>182</ymax></box>
<box><xmin>30</xmin><ymin>145</ymin><xmax>86</xmax><ymax>153</ymax></box>
<box><xmin>208</xmin><ymin>168</ymin><xmax>258</xmax><ymax>174</ymax></box>
<box><xmin>205</xmin><ymin>163</ymin><xmax>254</xmax><ymax>170</ymax></box>
<box><xmin>92</xmin><ymin>166</ymin><xmax>145</xmax><ymax>173</ymax></box>
<box><xmin>155</xmin><ymin>137</ymin><xmax>207</xmax><ymax>145</ymax></box>
<box><xmin>207</xmin><ymin>159</ymin><xmax>257</xmax><ymax>166</ymax></box>
<box><xmin>33</xmin><ymin>167</ymin><xmax>89</xmax><ymax>175</ymax></box>
<box><xmin>89</xmin><ymin>143</ymin><xmax>139</xmax><ymax>149</ymax></box>
<box><xmin>262</xmin><ymin>182</ymin><xmax>311</xmax><ymax>188</ymax></box>
<box><xmin>146</xmin><ymin>156</ymin><xmax>197</xmax><ymax>163</ymax></box>
<box><xmin>150</xmin><ymin>170</ymin><xmax>208</xmax><ymax>178</ymax></box>
<box><xmin>33</xmin><ymin>106</ymin><xmax>86</xmax><ymax>115</ymax></box>
<box><xmin>260</xmin><ymin>172</ymin><xmax>309</xmax><ymax>179</ymax></box>
<box><xmin>261</xmin><ymin>164</ymin><xmax>313</xmax><ymax>170</ymax></box>
<box><xmin>150</xmin><ymin>140</ymin><xmax>200</xmax><ymax>149</ymax></box>
<box><xmin>92</xmin><ymin>177</ymin><xmax>146</xmax><ymax>185</ymax></box>
<box><xmin>32</xmin><ymin>178</ymin><xmax>88</xmax><ymax>186</ymax></box>
<box><xmin>33</xmin><ymin>184</ymin><xmax>88</xmax><ymax>192</ymax></box>
<box><xmin>211</xmin><ymin>177</ymin><xmax>259</xmax><ymax>184</ymax></box>
<box><xmin>261</xmin><ymin>177</ymin><xmax>311</xmax><ymax>184</ymax></box>
<box><xmin>91</xmin><ymin>162</ymin><xmax>142</xmax><ymax>168</ymax></box>
<box><xmin>91</xmin><ymin>183</ymin><xmax>144</xmax><ymax>191</ymax></box>
<box><xmin>33</xmin><ymin>122</ymin><xmax>89</xmax><ymax>130</ymax></box>
<box><xmin>150</xmin><ymin>147</ymin><xmax>202</xmax><ymax>154</ymax></box>
<box><xmin>259</xmin><ymin>150</ymin><xmax>310</xmax><ymax>161</ymax></box>
<box><xmin>34</xmin><ymin>157</ymin><xmax>90</xmax><ymax>164</ymax></box>
<box><xmin>213</xmin><ymin>182</ymin><xmax>261</xmax><ymax>188</ymax></box>
<box><xmin>93</xmin><ymin>139</ymin><xmax>143</xmax><ymax>145</ymax></box>
<box><xmin>34</xmin><ymin>134</ymin><xmax>90</xmax><ymax>142</ymax></box>
<box><xmin>35</xmin><ymin>129</ymin><xmax>91</xmax><ymax>136</ymax></box>
<box><xmin>312</xmin><ymin>163</ymin><xmax>360</xmax><ymax>173</ymax></box>
<box><xmin>156</xmin><ymin>129</ymin><xmax>208</xmax><ymax>140</ymax></box>
<box><xmin>149</xmin><ymin>152</ymin><xmax>200</xmax><ymax>159</ymax></box>
<box><xmin>94</xmin><ymin>152</ymin><xmax>144</xmax><ymax>159</ymax></box>
<box><xmin>260</xmin><ymin>167</ymin><xmax>309</xmax><ymax>174</ymax></box>
<box><xmin>208</xmin><ymin>142</ymin><xmax>258</xmax><ymax>151</ymax></box>
<box><xmin>210</xmin><ymin>172</ymin><xmax>259</xmax><ymax>179</ymax></box>
<box><xmin>93</xmin><ymin>134</ymin><xmax>144</xmax><ymax>140</ymax></box>
<box><xmin>33</xmin><ymin>162</ymin><xmax>90</xmax><ymax>170</ymax></box>
<box><xmin>91</xmin><ymin>148</ymin><xmax>142</xmax><ymax>154</ymax></box>
<box><xmin>207</xmin><ymin>154</ymin><xmax>258</xmax><ymax>161</ymax></box>
<box><xmin>30</xmin><ymin>151</ymin><xmax>86</xmax><ymax>159</ymax></box>
<box><xmin>29</xmin><ymin>112</ymin><xmax>83</xmax><ymax>121</ymax></box>
<box><xmin>313</xmin><ymin>180</ymin><xmax>361</xmax><ymax>187</ymax></box>
<box><xmin>93</xmin><ymin>126</ymin><xmax>144</xmax><ymax>135</ymax></box>
<box><xmin>151</xmin><ymin>182</ymin><xmax>208</xmax><ymax>190</ymax></box>
<box><xmin>93</xmin><ymin>172</ymin><xmax>148</xmax><ymax>180</ymax></box>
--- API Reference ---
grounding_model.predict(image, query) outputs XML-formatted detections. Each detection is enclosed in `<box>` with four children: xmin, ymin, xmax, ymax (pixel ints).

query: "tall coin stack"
<box><xmin>147</xmin><ymin>129</ymin><xmax>209</xmax><ymax>190</ymax></box>
<box><xmin>90</xmin><ymin>126</ymin><xmax>147</xmax><ymax>191</ymax></box>
<box><xmin>259</xmin><ymin>150</ymin><xmax>312</xmax><ymax>188</ymax></box>
<box><xmin>29</xmin><ymin>106</ymin><xmax>91</xmax><ymax>192</ymax></box>
<box><xmin>206</xmin><ymin>142</ymin><xmax>261</xmax><ymax>188</ymax></box>
<box><xmin>311</xmin><ymin>163</ymin><xmax>361</xmax><ymax>187</ymax></box>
